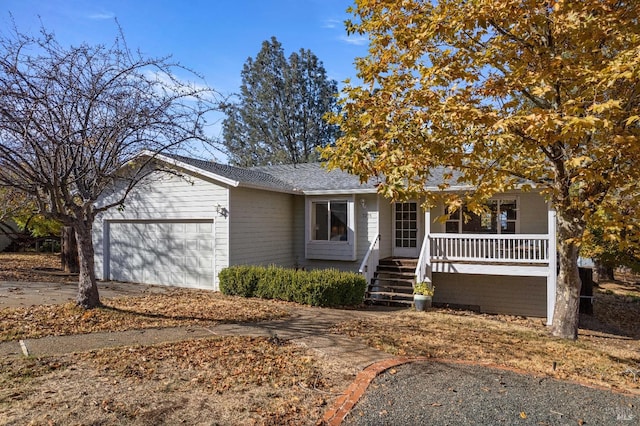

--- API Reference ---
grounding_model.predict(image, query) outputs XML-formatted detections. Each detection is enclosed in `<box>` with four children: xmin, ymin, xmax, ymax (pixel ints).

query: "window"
<box><xmin>445</xmin><ymin>199</ymin><xmax>517</xmax><ymax>234</ymax></box>
<box><xmin>312</xmin><ymin>201</ymin><xmax>348</xmax><ymax>241</ymax></box>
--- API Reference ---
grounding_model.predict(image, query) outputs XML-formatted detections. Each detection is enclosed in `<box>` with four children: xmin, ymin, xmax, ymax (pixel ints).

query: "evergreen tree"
<box><xmin>222</xmin><ymin>37</ymin><xmax>339</xmax><ymax>166</ymax></box>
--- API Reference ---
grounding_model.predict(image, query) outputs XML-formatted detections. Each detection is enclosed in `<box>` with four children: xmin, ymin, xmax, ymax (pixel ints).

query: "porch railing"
<box><xmin>359</xmin><ymin>234</ymin><xmax>380</xmax><ymax>284</ymax></box>
<box><xmin>429</xmin><ymin>233</ymin><xmax>550</xmax><ymax>263</ymax></box>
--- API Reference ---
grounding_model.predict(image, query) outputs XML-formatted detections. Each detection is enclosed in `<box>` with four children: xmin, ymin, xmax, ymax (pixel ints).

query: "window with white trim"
<box><xmin>445</xmin><ymin>199</ymin><xmax>518</xmax><ymax>234</ymax></box>
<box><xmin>311</xmin><ymin>200</ymin><xmax>348</xmax><ymax>241</ymax></box>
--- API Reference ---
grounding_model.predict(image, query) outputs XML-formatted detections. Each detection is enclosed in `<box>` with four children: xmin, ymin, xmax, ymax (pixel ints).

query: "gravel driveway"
<box><xmin>343</xmin><ymin>361</ymin><xmax>639</xmax><ymax>425</ymax></box>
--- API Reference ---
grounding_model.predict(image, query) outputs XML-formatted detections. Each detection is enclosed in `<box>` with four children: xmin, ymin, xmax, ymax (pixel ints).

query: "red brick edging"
<box><xmin>321</xmin><ymin>357</ymin><xmax>429</xmax><ymax>426</ymax></box>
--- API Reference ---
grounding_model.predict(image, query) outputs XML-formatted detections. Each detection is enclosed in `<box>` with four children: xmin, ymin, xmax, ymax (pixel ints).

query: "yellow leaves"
<box><xmin>566</xmin><ymin>156</ymin><xmax>592</xmax><ymax>169</ymax></box>
<box><xmin>587</xmin><ymin>100</ymin><xmax>622</xmax><ymax>114</ymax></box>
<box><xmin>626</xmin><ymin>116</ymin><xmax>640</xmax><ymax>127</ymax></box>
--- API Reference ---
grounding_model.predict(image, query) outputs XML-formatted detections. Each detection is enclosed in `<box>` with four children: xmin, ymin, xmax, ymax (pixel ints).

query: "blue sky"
<box><xmin>1</xmin><ymin>0</ymin><xmax>369</xmax><ymax>160</ymax></box>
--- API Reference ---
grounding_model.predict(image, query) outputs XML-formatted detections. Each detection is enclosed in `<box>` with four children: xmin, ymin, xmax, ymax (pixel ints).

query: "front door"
<box><xmin>393</xmin><ymin>201</ymin><xmax>420</xmax><ymax>257</ymax></box>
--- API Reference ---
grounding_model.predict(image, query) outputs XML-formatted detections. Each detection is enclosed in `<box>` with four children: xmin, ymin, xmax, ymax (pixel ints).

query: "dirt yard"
<box><xmin>1</xmin><ymin>253</ymin><xmax>639</xmax><ymax>425</ymax></box>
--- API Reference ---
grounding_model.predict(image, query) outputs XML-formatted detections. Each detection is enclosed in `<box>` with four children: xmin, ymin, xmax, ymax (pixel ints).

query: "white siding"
<box><xmin>228</xmin><ymin>187</ymin><xmax>295</xmax><ymax>266</ymax></box>
<box><xmin>356</xmin><ymin>194</ymin><xmax>379</xmax><ymax>261</ymax></box>
<box><xmin>292</xmin><ymin>196</ymin><xmax>306</xmax><ymax>268</ymax></box>
<box><xmin>378</xmin><ymin>198</ymin><xmax>394</xmax><ymax>259</ymax></box>
<box><xmin>518</xmin><ymin>191</ymin><xmax>548</xmax><ymax>234</ymax></box>
<box><xmin>93</xmin><ymin>170</ymin><xmax>229</xmax><ymax>289</ymax></box>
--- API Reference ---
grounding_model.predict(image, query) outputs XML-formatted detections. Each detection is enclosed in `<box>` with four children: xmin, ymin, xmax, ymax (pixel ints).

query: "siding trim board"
<box><xmin>431</xmin><ymin>262</ymin><xmax>549</xmax><ymax>277</ymax></box>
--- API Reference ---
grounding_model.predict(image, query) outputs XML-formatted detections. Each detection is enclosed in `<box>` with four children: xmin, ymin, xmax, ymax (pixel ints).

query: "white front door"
<box><xmin>393</xmin><ymin>201</ymin><xmax>420</xmax><ymax>258</ymax></box>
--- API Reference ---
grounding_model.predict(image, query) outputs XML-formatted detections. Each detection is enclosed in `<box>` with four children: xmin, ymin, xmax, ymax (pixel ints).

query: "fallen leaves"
<box><xmin>0</xmin><ymin>253</ymin><xmax>74</xmax><ymax>284</ymax></box>
<box><xmin>0</xmin><ymin>291</ymin><xmax>292</xmax><ymax>341</ymax></box>
<box><xmin>2</xmin><ymin>336</ymin><xmax>344</xmax><ymax>425</ymax></box>
<box><xmin>330</xmin><ymin>303</ymin><xmax>640</xmax><ymax>393</ymax></box>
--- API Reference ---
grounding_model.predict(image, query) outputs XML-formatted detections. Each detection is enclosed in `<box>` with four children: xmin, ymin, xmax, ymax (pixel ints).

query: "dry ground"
<box><xmin>1</xmin><ymin>253</ymin><xmax>639</xmax><ymax>425</ymax></box>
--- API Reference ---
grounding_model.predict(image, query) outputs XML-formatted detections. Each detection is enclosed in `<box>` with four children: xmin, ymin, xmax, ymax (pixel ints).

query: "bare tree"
<box><xmin>0</xmin><ymin>25</ymin><xmax>217</xmax><ymax>308</ymax></box>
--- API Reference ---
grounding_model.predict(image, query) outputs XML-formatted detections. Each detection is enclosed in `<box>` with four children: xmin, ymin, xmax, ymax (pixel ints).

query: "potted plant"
<box><xmin>413</xmin><ymin>281</ymin><xmax>434</xmax><ymax>311</ymax></box>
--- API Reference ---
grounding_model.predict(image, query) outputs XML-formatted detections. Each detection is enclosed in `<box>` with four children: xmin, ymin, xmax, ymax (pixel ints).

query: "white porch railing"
<box><xmin>415</xmin><ymin>233</ymin><xmax>550</xmax><ymax>284</ymax></box>
<box><xmin>359</xmin><ymin>234</ymin><xmax>380</xmax><ymax>284</ymax></box>
<box><xmin>429</xmin><ymin>233</ymin><xmax>550</xmax><ymax>263</ymax></box>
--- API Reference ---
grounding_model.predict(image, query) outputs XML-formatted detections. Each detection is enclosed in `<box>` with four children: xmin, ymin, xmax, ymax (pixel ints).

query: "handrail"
<box><xmin>359</xmin><ymin>234</ymin><xmax>380</xmax><ymax>284</ymax></box>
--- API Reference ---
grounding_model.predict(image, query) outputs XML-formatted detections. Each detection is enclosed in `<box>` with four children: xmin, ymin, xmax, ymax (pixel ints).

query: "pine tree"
<box><xmin>222</xmin><ymin>37</ymin><xmax>339</xmax><ymax>166</ymax></box>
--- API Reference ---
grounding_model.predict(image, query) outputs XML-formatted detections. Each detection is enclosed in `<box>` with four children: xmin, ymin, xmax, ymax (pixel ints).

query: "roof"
<box><xmin>154</xmin><ymin>152</ymin><xmax>468</xmax><ymax>195</ymax></box>
<box><xmin>163</xmin><ymin>154</ymin><xmax>296</xmax><ymax>193</ymax></box>
<box><xmin>250</xmin><ymin>163</ymin><xmax>381</xmax><ymax>194</ymax></box>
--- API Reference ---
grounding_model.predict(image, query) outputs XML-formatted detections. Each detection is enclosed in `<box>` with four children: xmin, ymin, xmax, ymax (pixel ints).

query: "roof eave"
<box><xmin>302</xmin><ymin>188</ymin><xmax>379</xmax><ymax>195</ymax></box>
<box><xmin>237</xmin><ymin>182</ymin><xmax>302</xmax><ymax>195</ymax></box>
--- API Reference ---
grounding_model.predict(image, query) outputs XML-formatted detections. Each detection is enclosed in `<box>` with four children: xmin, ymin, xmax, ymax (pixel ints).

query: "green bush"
<box><xmin>218</xmin><ymin>265</ymin><xmax>366</xmax><ymax>307</ymax></box>
<box><xmin>218</xmin><ymin>265</ymin><xmax>261</xmax><ymax>297</ymax></box>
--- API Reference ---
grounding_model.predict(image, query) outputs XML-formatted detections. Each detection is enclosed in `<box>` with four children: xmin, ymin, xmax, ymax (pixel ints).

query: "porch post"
<box><xmin>547</xmin><ymin>205</ymin><xmax>557</xmax><ymax>326</ymax></box>
<box><xmin>424</xmin><ymin>207</ymin><xmax>432</xmax><ymax>282</ymax></box>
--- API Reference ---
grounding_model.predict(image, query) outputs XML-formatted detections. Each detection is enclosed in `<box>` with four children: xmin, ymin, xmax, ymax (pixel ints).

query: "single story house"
<box><xmin>93</xmin><ymin>153</ymin><xmax>557</xmax><ymax>324</ymax></box>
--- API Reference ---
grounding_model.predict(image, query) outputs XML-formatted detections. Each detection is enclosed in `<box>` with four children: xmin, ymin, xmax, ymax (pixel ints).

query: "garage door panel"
<box><xmin>108</xmin><ymin>220</ymin><xmax>215</xmax><ymax>289</ymax></box>
<box><xmin>197</xmin><ymin>222</ymin><xmax>213</xmax><ymax>233</ymax></box>
<box><xmin>199</xmin><ymin>256</ymin><xmax>213</xmax><ymax>268</ymax></box>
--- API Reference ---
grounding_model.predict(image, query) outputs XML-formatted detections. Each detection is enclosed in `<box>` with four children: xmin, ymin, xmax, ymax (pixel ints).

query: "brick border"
<box><xmin>321</xmin><ymin>356</ymin><xmax>429</xmax><ymax>426</ymax></box>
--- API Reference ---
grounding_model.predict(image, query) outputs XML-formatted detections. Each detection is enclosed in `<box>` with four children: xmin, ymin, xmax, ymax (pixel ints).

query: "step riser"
<box><xmin>367</xmin><ymin>257</ymin><xmax>416</xmax><ymax>306</ymax></box>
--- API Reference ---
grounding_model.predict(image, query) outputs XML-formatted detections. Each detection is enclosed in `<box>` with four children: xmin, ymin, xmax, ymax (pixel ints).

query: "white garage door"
<box><xmin>107</xmin><ymin>220</ymin><xmax>215</xmax><ymax>289</ymax></box>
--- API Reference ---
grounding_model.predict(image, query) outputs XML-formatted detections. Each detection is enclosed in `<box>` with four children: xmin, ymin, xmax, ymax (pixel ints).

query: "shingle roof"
<box><xmin>161</xmin><ymin>154</ymin><xmax>467</xmax><ymax>194</ymax></box>
<box><xmin>164</xmin><ymin>154</ymin><xmax>296</xmax><ymax>193</ymax></box>
<box><xmin>250</xmin><ymin>163</ymin><xmax>381</xmax><ymax>193</ymax></box>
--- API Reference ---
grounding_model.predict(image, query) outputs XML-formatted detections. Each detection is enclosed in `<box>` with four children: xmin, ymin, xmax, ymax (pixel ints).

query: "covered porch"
<box><xmin>360</xmin><ymin>201</ymin><xmax>557</xmax><ymax>324</ymax></box>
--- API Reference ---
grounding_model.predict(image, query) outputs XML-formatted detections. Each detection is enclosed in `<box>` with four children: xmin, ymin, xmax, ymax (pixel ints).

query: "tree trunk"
<box><xmin>550</xmin><ymin>211</ymin><xmax>584</xmax><ymax>340</ymax></box>
<box><xmin>74</xmin><ymin>223</ymin><xmax>100</xmax><ymax>308</ymax></box>
<box><xmin>61</xmin><ymin>226</ymin><xmax>79</xmax><ymax>273</ymax></box>
<box><xmin>592</xmin><ymin>259</ymin><xmax>614</xmax><ymax>283</ymax></box>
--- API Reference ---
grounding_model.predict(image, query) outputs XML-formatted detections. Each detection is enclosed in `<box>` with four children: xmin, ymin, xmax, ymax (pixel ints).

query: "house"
<box><xmin>93</xmin><ymin>153</ymin><xmax>556</xmax><ymax>324</ymax></box>
<box><xmin>0</xmin><ymin>220</ymin><xmax>20</xmax><ymax>252</ymax></box>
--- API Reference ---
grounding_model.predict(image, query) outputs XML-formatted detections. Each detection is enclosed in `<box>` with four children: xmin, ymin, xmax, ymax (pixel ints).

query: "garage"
<box><xmin>106</xmin><ymin>220</ymin><xmax>216</xmax><ymax>289</ymax></box>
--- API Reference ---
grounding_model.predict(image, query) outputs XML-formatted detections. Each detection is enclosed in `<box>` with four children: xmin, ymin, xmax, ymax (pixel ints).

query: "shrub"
<box><xmin>218</xmin><ymin>265</ymin><xmax>366</xmax><ymax>307</ymax></box>
<box><xmin>218</xmin><ymin>265</ymin><xmax>261</xmax><ymax>297</ymax></box>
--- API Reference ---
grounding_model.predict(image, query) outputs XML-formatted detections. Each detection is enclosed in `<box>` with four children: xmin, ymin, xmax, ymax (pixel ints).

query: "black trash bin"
<box><xmin>579</xmin><ymin>267</ymin><xmax>594</xmax><ymax>315</ymax></box>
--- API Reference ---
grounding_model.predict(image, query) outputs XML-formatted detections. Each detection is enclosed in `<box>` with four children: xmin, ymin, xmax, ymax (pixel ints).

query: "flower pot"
<box><xmin>414</xmin><ymin>294</ymin><xmax>432</xmax><ymax>311</ymax></box>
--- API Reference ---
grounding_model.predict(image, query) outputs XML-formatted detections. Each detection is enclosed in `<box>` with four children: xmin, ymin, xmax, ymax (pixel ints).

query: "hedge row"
<box><xmin>218</xmin><ymin>265</ymin><xmax>367</xmax><ymax>307</ymax></box>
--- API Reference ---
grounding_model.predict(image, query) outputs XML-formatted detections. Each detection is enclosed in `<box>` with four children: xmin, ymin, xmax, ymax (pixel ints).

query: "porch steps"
<box><xmin>365</xmin><ymin>257</ymin><xmax>417</xmax><ymax>306</ymax></box>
